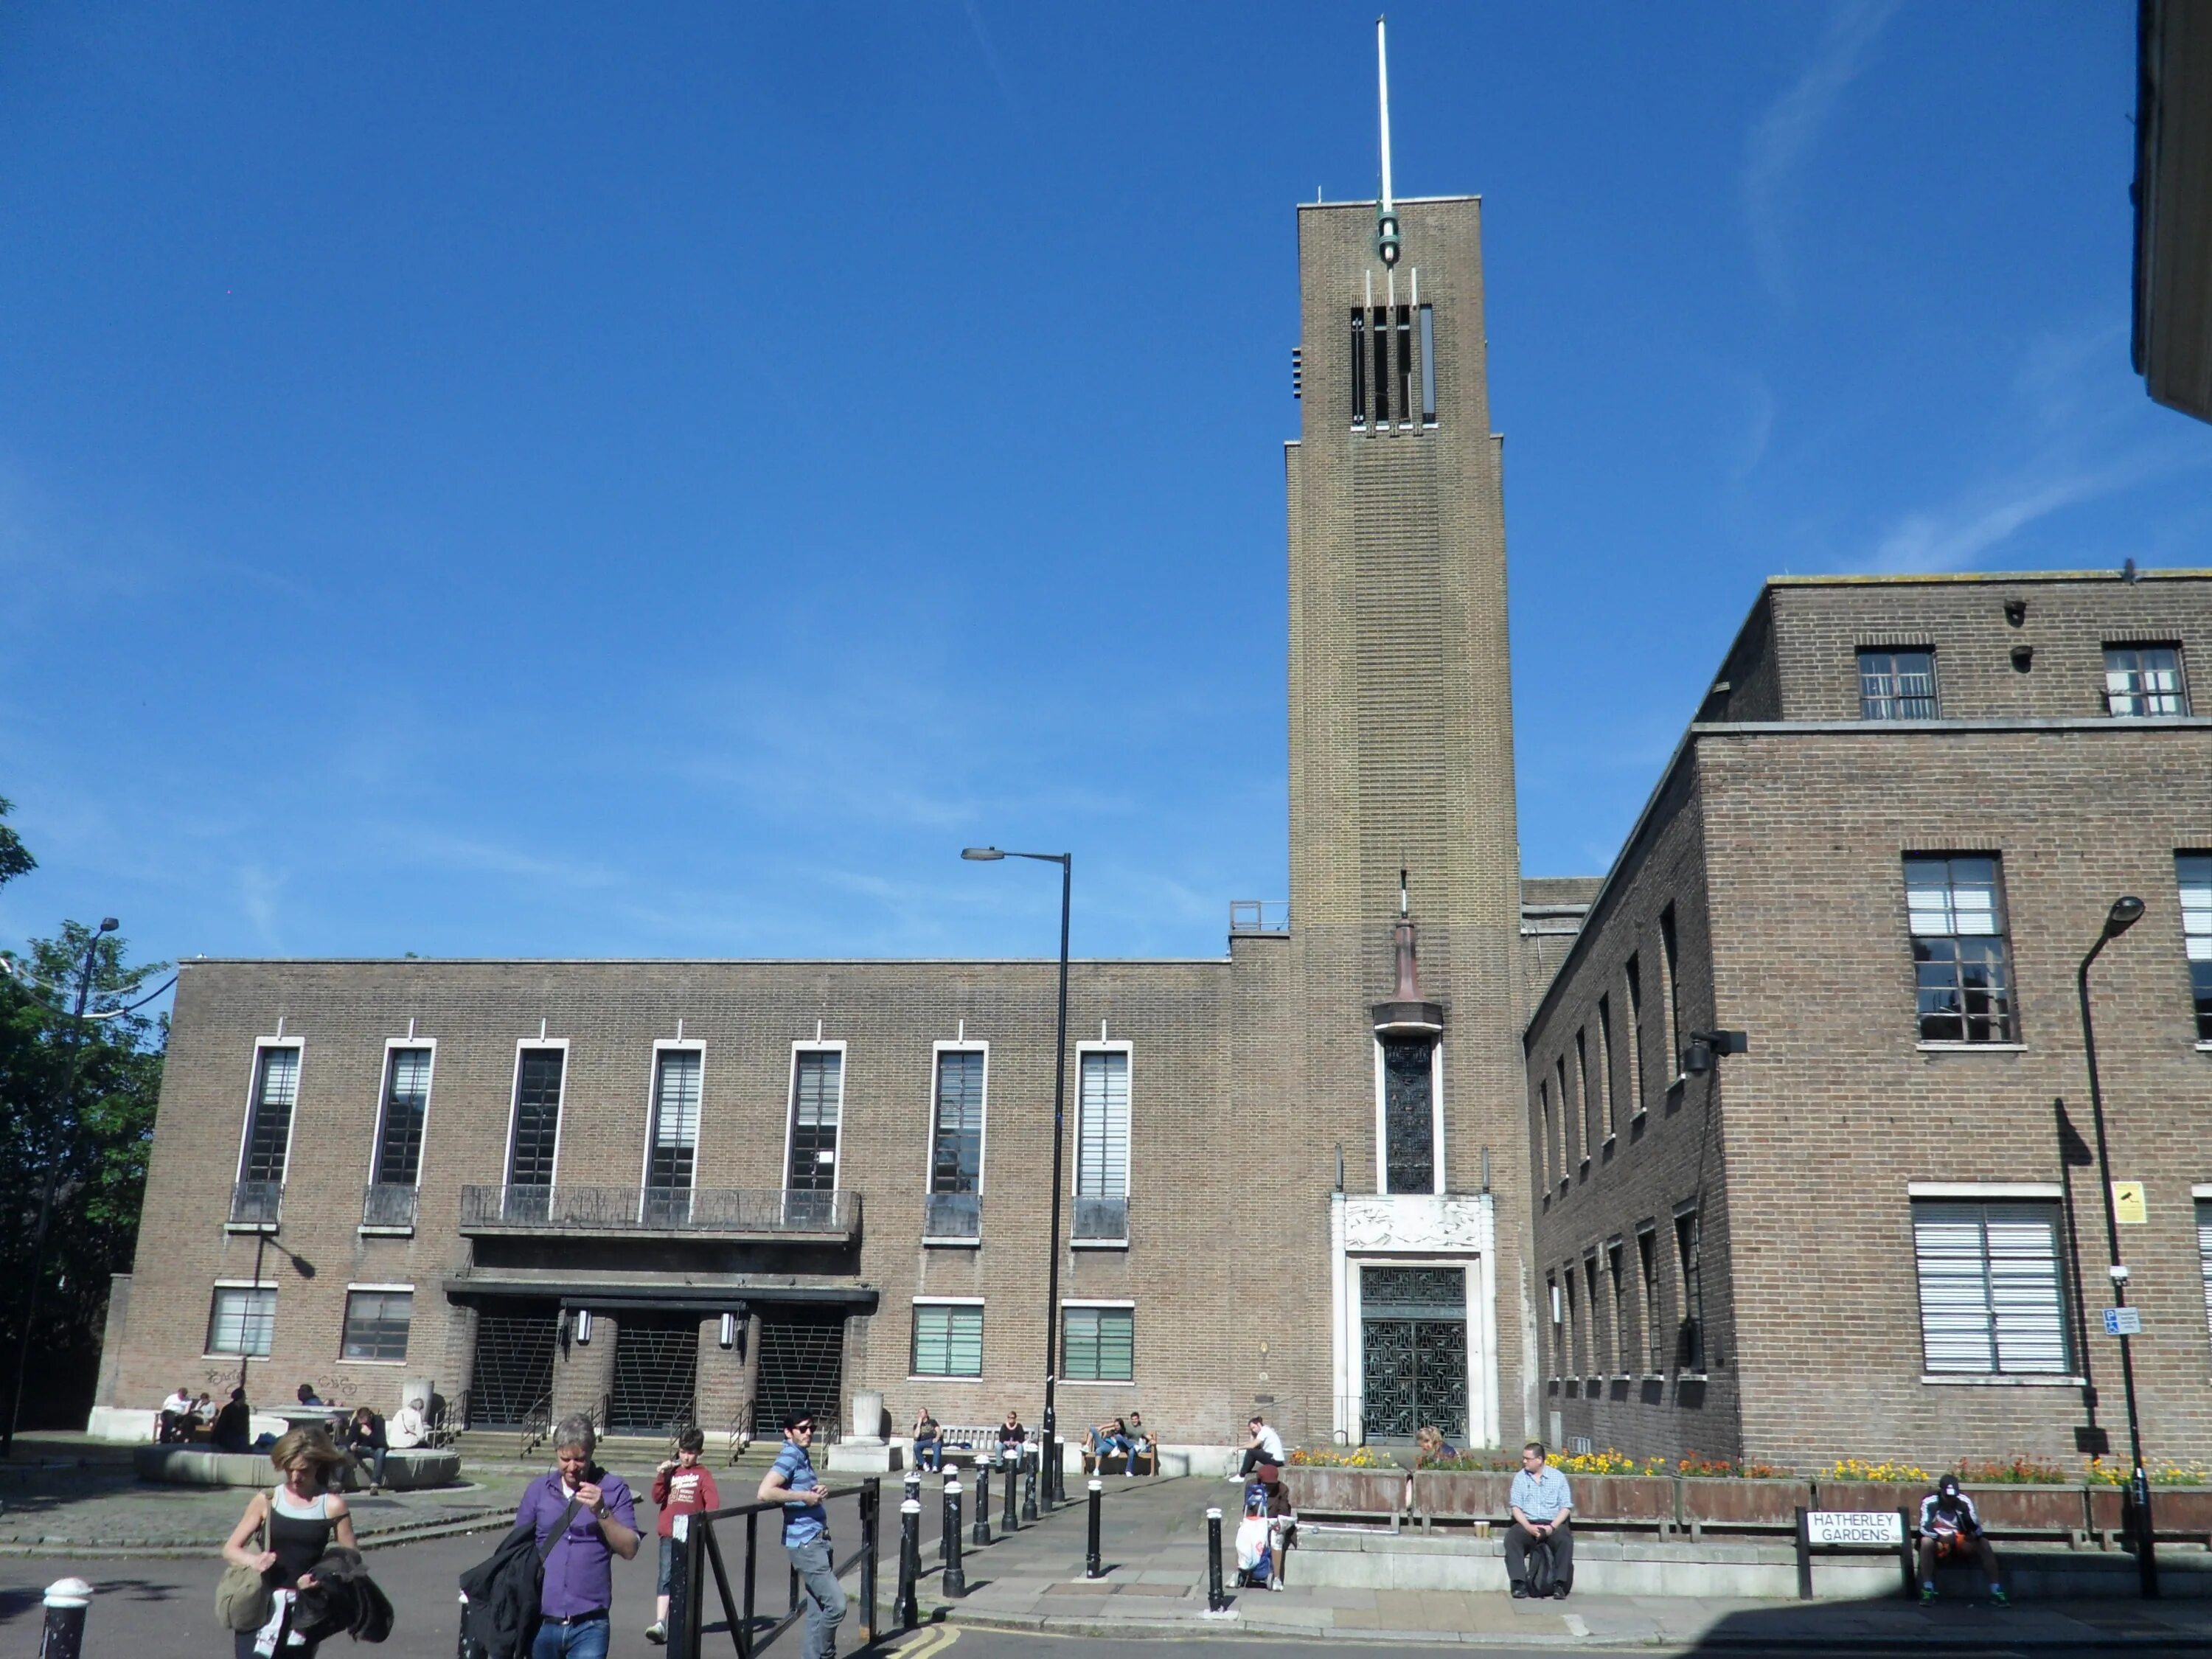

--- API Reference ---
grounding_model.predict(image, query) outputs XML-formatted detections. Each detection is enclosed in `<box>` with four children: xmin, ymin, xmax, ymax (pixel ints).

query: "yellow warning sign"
<box><xmin>2112</xmin><ymin>1182</ymin><xmax>2147</xmax><ymax>1225</ymax></box>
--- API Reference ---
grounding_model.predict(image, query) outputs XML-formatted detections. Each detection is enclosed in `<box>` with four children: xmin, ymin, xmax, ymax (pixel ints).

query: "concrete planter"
<box><xmin>1812</xmin><ymin>1480</ymin><xmax>1921</xmax><ymax>1517</ymax></box>
<box><xmin>2087</xmin><ymin>1484</ymin><xmax>2212</xmax><ymax>1543</ymax></box>
<box><xmin>1680</xmin><ymin>1475</ymin><xmax>1812</xmax><ymax>1529</ymax></box>
<box><xmin>1411</xmin><ymin>1470</ymin><xmax>1512</xmax><ymax>1523</ymax></box>
<box><xmin>1572</xmin><ymin>1474</ymin><xmax>1674</xmax><ymax>1526</ymax></box>
<box><xmin>1284</xmin><ymin>1467</ymin><xmax>1405</xmax><ymax>1523</ymax></box>
<box><xmin>1961</xmin><ymin>1484</ymin><xmax>2089</xmax><ymax>1537</ymax></box>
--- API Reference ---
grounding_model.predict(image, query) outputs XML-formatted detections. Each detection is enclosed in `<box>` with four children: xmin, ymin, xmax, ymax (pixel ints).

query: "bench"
<box><xmin>1081</xmin><ymin>1442</ymin><xmax>1157</xmax><ymax>1477</ymax></box>
<box><xmin>914</xmin><ymin>1426</ymin><xmax>1028</xmax><ymax>1470</ymax></box>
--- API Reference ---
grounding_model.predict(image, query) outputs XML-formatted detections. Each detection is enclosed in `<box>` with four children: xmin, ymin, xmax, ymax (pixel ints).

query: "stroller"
<box><xmin>1232</xmin><ymin>1478</ymin><xmax>1295</xmax><ymax>1590</ymax></box>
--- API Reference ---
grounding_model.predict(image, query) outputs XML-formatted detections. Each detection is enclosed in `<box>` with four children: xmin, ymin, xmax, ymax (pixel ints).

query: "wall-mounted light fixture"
<box><xmin>571</xmin><ymin>1309</ymin><xmax>593</xmax><ymax>1346</ymax></box>
<box><xmin>718</xmin><ymin>1312</ymin><xmax>737</xmax><ymax>1351</ymax></box>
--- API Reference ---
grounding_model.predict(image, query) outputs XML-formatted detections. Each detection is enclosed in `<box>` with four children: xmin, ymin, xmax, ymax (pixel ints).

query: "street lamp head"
<box><xmin>961</xmin><ymin>847</ymin><xmax>1006</xmax><ymax>862</ymax></box>
<box><xmin>2103</xmin><ymin>896</ymin><xmax>2146</xmax><ymax>939</ymax></box>
<box><xmin>97</xmin><ymin>918</ymin><xmax>119</xmax><ymax>933</ymax></box>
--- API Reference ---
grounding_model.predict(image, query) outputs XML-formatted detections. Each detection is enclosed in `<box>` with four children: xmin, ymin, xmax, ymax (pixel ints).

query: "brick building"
<box><xmin>1527</xmin><ymin>571</ymin><xmax>2212</xmax><ymax>1470</ymax></box>
<box><xmin>93</xmin><ymin>188</ymin><xmax>1551</xmax><ymax>1459</ymax></box>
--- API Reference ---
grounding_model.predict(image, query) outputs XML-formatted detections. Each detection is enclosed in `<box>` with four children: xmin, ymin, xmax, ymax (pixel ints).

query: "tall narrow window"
<box><xmin>1548</xmin><ymin>1274</ymin><xmax>1565</xmax><ymax>1379</ymax></box>
<box><xmin>1584</xmin><ymin>1255</ymin><xmax>1605</xmax><ymax>1377</ymax></box>
<box><xmin>1564</xmin><ymin>1269</ymin><xmax>1582</xmax><ymax>1380</ymax></box>
<box><xmin>1659</xmin><ymin>907</ymin><xmax>1683</xmax><ymax>1079</ymax></box>
<box><xmin>1674</xmin><ymin>1206</ymin><xmax>1705</xmax><ymax>1372</ymax></box>
<box><xmin>1537</xmin><ymin>1081</ymin><xmax>1554</xmax><ymax>1195</ymax></box>
<box><xmin>372</xmin><ymin>1048</ymin><xmax>431</xmax><ymax>1188</ymax></box>
<box><xmin>1554</xmin><ymin>1055</ymin><xmax>1572</xmax><ymax>1186</ymax></box>
<box><xmin>240</xmin><ymin>1046</ymin><xmax>300</xmax><ymax>1188</ymax></box>
<box><xmin>2104</xmin><ymin>644</ymin><xmax>2188</xmax><ymax>715</ymax></box>
<box><xmin>1636</xmin><ymin>1227</ymin><xmax>1662</xmax><ymax>1372</ymax></box>
<box><xmin>1393</xmin><ymin>305</ymin><xmax>1413</xmax><ymax>420</ymax></box>
<box><xmin>1074</xmin><ymin>1049</ymin><xmax>1130</xmax><ymax>1242</ymax></box>
<box><xmin>1381</xmin><ymin>1038</ymin><xmax>1436</xmax><ymax>1193</ymax></box>
<box><xmin>507</xmin><ymin>1048</ymin><xmax>564</xmax><ymax>1189</ymax></box>
<box><xmin>1607</xmin><ymin>1240</ymin><xmax>1628</xmax><ymax>1378</ymax></box>
<box><xmin>931</xmin><ymin>1050</ymin><xmax>985</xmax><ymax>1194</ymax></box>
<box><xmin>2197</xmin><ymin>1200</ymin><xmax>2212</xmax><ymax>1360</ymax></box>
<box><xmin>1596</xmin><ymin>995</ymin><xmax>1617</xmax><ymax>1140</ymax></box>
<box><xmin>1371</xmin><ymin>305</ymin><xmax>1391</xmax><ymax>422</ymax></box>
<box><xmin>1907</xmin><ymin>855</ymin><xmax>2014</xmax><ymax>1043</ymax></box>
<box><xmin>2180</xmin><ymin>855</ymin><xmax>2212</xmax><ymax>1042</ymax></box>
<box><xmin>206</xmin><ymin>1286</ymin><xmax>276</xmax><ymax>1357</ymax></box>
<box><xmin>1913</xmin><ymin>1200</ymin><xmax>2070</xmax><ymax>1375</ymax></box>
<box><xmin>912</xmin><ymin>1304</ymin><xmax>984</xmax><ymax>1378</ymax></box>
<box><xmin>1624</xmin><ymin>954</ymin><xmax>1647</xmax><ymax>1115</ymax></box>
<box><xmin>1418</xmin><ymin>304</ymin><xmax>1436</xmax><ymax>422</ymax></box>
<box><xmin>1349</xmin><ymin>310</ymin><xmax>1368</xmax><ymax>424</ymax></box>
<box><xmin>1576</xmin><ymin>1028</ymin><xmax>1596</xmax><ymax>1169</ymax></box>
<box><xmin>1859</xmin><ymin>649</ymin><xmax>1938</xmax><ymax>719</ymax></box>
<box><xmin>647</xmin><ymin>1048</ymin><xmax>703</xmax><ymax>1212</ymax></box>
<box><xmin>787</xmin><ymin>1050</ymin><xmax>843</xmax><ymax>1192</ymax></box>
<box><xmin>1062</xmin><ymin>1306</ymin><xmax>1134</xmax><ymax>1382</ymax></box>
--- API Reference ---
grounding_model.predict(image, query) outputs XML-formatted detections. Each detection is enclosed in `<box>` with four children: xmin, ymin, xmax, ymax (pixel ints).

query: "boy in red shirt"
<box><xmin>646</xmin><ymin>1427</ymin><xmax>721</xmax><ymax>1645</ymax></box>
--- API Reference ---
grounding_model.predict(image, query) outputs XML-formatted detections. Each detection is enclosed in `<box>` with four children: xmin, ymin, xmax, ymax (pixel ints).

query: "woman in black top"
<box><xmin>221</xmin><ymin>1425</ymin><xmax>355</xmax><ymax>1657</ymax></box>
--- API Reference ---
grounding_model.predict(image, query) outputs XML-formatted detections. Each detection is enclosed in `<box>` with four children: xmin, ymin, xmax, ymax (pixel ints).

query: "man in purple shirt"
<box><xmin>515</xmin><ymin>1413</ymin><xmax>641</xmax><ymax>1659</ymax></box>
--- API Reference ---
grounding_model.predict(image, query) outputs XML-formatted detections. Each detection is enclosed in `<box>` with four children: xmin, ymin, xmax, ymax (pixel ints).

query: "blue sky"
<box><xmin>2</xmin><ymin>1</ymin><xmax>2206</xmax><ymax>983</ymax></box>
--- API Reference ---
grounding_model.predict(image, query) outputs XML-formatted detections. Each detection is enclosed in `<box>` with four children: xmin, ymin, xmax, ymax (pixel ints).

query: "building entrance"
<box><xmin>610</xmin><ymin>1315</ymin><xmax>700</xmax><ymax>1435</ymax></box>
<box><xmin>467</xmin><ymin>1305</ymin><xmax>558</xmax><ymax>1428</ymax></box>
<box><xmin>1359</xmin><ymin>1265</ymin><xmax>1469</xmax><ymax>1443</ymax></box>
<box><xmin>751</xmin><ymin>1307</ymin><xmax>846</xmax><ymax>1439</ymax></box>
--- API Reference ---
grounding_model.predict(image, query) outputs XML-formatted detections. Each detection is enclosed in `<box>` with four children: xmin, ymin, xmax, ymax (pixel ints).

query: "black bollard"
<box><xmin>1206</xmin><ymin>1507</ymin><xmax>1227</xmax><ymax>1611</ymax></box>
<box><xmin>1003</xmin><ymin>1446</ymin><xmax>1020</xmax><ymax>1533</ymax></box>
<box><xmin>942</xmin><ymin>1475</ymin><xmax>967</xmax><ymax>1598</ymax></box>
<box><xmin>38</xmin><ymin>1578</ymin><xmax>90</xmax><ymax>1659</ymax></box>
<box><xmin>973</xmin><ymin>1455</ymin><xmax>993</xmax><ymax>1548</ymax></box>
<box><xmin>1022</xmin><ymin>1444</ymin><xmax>1039</xmax><ymax>1521</ymax></box>
<box><xmin>1051</xmin><ymin>1436</ymin><xmax>1066</xmax><ymax>1505</ymax></box>
<box><xmin>1085</xmin><ymin>1478</ymin><xmax>1105</xmax><ymax>1579</ymax></box>
<box><xmin>664</xmin><ymin>1519</ymin><xmax>692</xmax><ymax>1659</ymax></box>
<box><xmin>895</xmin><ymin>1495</ymin><xmax>922</xmax><ymax>1630</ymax></box>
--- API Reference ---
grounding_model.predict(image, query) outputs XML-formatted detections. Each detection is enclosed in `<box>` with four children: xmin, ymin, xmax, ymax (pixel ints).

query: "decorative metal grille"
<box><xmin>751</xmin><ymin>1312</ymin><xmax>846</xmax><ymax>1439</ymax></box>
<box><xmin>1359</xmin><ymin>1265</ymin><xmax>1467</xmax><ymax>1442</ymax></box>
<box><xmin>467</xmin><ymin>1309</ymin><xmax>558</xmax><ymax>1427</ymax></box>
<box><xmin>609</xmin><ymin>1318</ymin><xmax>700</xmax><ymax>1435</ymax></box>
<box><xmin>1381</xmin><ymin>1039</ymin><xmax>1435</xmax><ymax>1193</ymax></box>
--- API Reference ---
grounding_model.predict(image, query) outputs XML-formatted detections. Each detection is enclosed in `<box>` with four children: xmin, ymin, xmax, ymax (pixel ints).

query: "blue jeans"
<box><xmin>787</xmin><ymin>1537</ymin><xmax>847</xmax><ymax>1659</ymax></box>
<box><xmin>529</xmin><ymin>1613</ymin><xmax>610</xmax><ymax>1659</ymax></box>
<box><xmin>916</xmin><ymin>1439</ymin><xmax>942</xmax><ymax>1472</ymax></box>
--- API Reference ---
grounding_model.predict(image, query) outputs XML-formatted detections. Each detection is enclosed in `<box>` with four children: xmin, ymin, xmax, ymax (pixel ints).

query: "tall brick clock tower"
<box><xmin>1285</xmin><ymin>24</ymin><xmax>1531</xmax><ymax>1449</ymax></box>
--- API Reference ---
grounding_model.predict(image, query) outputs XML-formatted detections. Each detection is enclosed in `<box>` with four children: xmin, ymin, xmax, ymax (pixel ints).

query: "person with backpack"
<box><xmin>758</xmin><ymin>1411</ymin><xmax>845</xmax><ymax>1659</ymax></box>
<box><xmin>644</xmin><ymin>1427</ymin><xmax>720</xmax><ymax>1646</ymax></box>
<box><xmin>1505</xmin><ymin>1440</ymin><xmax>1573</xmax><ymax>1599</ymax></box>
<box><xmin>493</xmin><ymin>1413</ymin><xmax>639</xmax><ymax>1659</ymax></box>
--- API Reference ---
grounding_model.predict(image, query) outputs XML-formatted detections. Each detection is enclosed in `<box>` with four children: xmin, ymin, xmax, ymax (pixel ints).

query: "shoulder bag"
<box><xmin>215</xmin><ymin>1502</ymin><xmax>274</xmax><ymax>1632</ymax></box>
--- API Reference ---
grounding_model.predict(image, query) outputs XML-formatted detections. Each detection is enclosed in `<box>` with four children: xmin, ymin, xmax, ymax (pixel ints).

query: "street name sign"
<box><xmin>1806</xmin><ymin>1511</ymin><xmax>1904</xmax><ymax>1546</ymax></box>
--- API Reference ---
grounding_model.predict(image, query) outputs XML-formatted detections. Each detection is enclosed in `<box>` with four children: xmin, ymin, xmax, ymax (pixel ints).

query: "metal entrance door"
<box><xmin>751</xmin><ymin>1309</ymin><xmax>846</xmax><ymax>1439</ymax></box>
<box><xmin>1359</xmin><ymin>1265</ymin><xmax>1469</xmax><ymax>1443</ymax></box>
<box><xmin>610</xmin><ymin>1316</ymin><xmax>700</xmax><ymax>1435</ymax></box>
<box><xmin>467</xmin><ymin>1306</ymin><xmax>558</xmax><ymax>1427</ymax></box>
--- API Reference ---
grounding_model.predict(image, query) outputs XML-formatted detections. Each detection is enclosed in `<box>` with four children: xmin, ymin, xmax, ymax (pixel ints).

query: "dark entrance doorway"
<box><xmin>751</xmin><ymin>1307</ymin><xmax>846</xmax><ymax>1439</ymax></box>
<box><xmin>467</xmin><ymin>1304</ymin><xmax>558</xmax><ymax>1427</ymax></box>
<box><xmin>1359</xmin><ymin>1265</ymin><xmax>1469</xmax><ymax>1443</ymax></box>
<box><xmin>610</xmin><ymin>1315</ymin><xmax>700</xmax><ymax>1435</ymax></box>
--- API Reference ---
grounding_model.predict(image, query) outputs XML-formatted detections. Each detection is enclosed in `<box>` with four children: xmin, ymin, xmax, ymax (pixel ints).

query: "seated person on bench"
<box><xmin>1121</xmin><ymin>1411</ymin><xmax>1152</xmax><ymax>1473</ymax></box>
<box><xmin>911</xmin><ymin>1408</ymin><xmax>943</xmax><ymax>1472</ymax></box>
<box><xmin>1506</xmin><ymin>1440</ymin><xmax>1573</xmax><ymax>1599</ymax></box>
<box><xmin>1917</xmin><ymin>1475</ymin><xmax>2006</xmax><ymax>1604</ymax></box>
<box><xmin>1086</xmin><ymin>1417</ymin><xmax>1132</xmax><ymax>1469</ymax></box>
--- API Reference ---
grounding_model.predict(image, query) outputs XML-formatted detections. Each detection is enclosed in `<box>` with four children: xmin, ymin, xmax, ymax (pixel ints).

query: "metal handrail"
<box><xmin>459</xmin><ymin>1183</ymin><xmax>860</xmax><ymax>1234</ymax></box>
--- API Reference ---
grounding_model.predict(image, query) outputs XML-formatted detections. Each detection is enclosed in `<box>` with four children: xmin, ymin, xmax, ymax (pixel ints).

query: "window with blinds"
<box><xmin>2198</xmin><ymin>1200</ymin><xmax>2212</xmax><ymax>1360</ymax></box>
<box><xmin>1674</xmin><ymin>1207</ymin><xmax>1706</xmax><ymax>1372</ymax></box>
<box><xmin>207</xmin><ymin>1286</ymin><xmax>275</xmax><ymax>1357</ymax></box>
<box><xmin>1637</xmin><ymin>1228</ymin><xmax>1663</xmax><ymax>1374</ymax></box>
<box><xmin>1077</xmin><ymin>1051</ymin><xmax>1129</xmax><ymax>1198</ymax></box>
<box><xmin>2180</xmin><ymin>855</ymin><xmax>2212</xmax><ymax>1042</ymax></box>
<box><xmin>1907</xmin><ymin>856</ymin><xmax>2015</xmax><ymax>1043</ymax></box>
<box><xmin>1913</xmin><ymin>1200</ymin><xmax>2071</xmax><ymax>1375</ymax></box>
<box><xmin>373</xmin><ymin>1047</ymin><xmax>432</xmax><ymax>1187</ymax></box>
<box><xmin>648</xmin><ymin>1049</ymin><xmax>702</xmax><ymax>1192</ymax></box>
<box><xmin>341</xmin><ymin>1290</ymin><xmax>413</xmax><ymax>1363</ymax></box>
<box><xmin>1062</xmin><ymin>1306</ymin><xmax>1134</xmax><ymax>1382</ymax></box>
<box><xmin>787</xmin><ymin>1050</ymin><xmax>843</xmax><ymax>1192</ymax></box>
<box><xmin>240</xmin><ymin>1046</ymin><xmax>300</xmax><ymax>1185</ymax></box>
<box><xmin>931</xmin><ymin>1050</ymin><xmax>984</xmax><ymax>1194</ymax></box>
<box><xmin>507</xmin><ymin>1048</ymin><xmax>565</xmax><ymax>1188</ymax></box>
<box><xmin>911</xmin><ymin>1303</ymin><xmax>984</xmax><ymax>1377</ymax></box>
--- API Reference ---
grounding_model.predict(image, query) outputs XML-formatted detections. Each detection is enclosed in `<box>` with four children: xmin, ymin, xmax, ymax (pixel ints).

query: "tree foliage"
<box><xmin>0</xmin><ymin>797</ymin><xmax>169</xmax><ymax>1428</ymax></box>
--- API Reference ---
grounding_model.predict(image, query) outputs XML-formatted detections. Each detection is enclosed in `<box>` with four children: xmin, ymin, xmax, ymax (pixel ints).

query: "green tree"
<box><xmin>0</xmin><ymin>797</ymin><xmax>169</xmax><ymax>1432</ymax></box>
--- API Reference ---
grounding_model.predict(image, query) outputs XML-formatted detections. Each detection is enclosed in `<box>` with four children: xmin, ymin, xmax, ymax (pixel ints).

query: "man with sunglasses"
<box><xmin>758</xmin><ymin>1411</ymin><xmax>846</xmax><ymax>1659</ymax></box>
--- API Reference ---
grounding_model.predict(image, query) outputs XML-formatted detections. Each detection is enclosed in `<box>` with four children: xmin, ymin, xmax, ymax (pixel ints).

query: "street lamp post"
<box><xmin>2</xmin><ymin>918</ymin><xmax>119</xmax><ymax>1458</ymax></box>
<box><xmin>963</xmin><ymin>846</ymin><xmax>1071</xmax><ymax>1505</ymax></box>
<box><xmin>2076</xmin><ymin>894</ymin><xmax>2157</xmax><ymax>1599</ymax></box>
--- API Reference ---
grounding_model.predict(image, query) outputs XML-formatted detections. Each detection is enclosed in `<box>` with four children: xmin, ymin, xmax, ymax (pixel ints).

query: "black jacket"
<box><xmin>456</xmin><ymin>1497</ymin><xmax>578</xmax><ymax>1659</ymax></box>
<box><xmin>292</xmin><ymin>1548</ymin><xmax>394</xmax><ymax>1644</ymax></box>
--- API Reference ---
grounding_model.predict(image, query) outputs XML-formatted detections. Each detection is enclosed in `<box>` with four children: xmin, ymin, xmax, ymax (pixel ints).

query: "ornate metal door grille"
<box><xmin>467</xmin><ymin>1307</ymin><xmax>557</xmax><ymax>1427</ymax></box>
<box><xmin>1359</xmin><ymin>1265</ymin><xmax>1469</xmax><ymax>1443</ymax></box>
<box><xmin>610</xmin><ymin>1318</ymin><xmax>700</xmax><ymax>1435</ymax></box>
<box><xmin>751</xmin><ymin>1312</ymin><xmax>846</xmax><ymax>1439</ymax></box>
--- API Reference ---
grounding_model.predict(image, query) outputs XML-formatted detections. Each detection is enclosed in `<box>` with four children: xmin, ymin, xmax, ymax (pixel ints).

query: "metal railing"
<box><xmin>1229</xmin><ymin>899</ymin><xmax>1290</xmax><ymax>934</ymax></box>
<box><xmin>922</xmin><ymin>1192</ymin><xmax>981</xmax><ymax>1241</ymax></box>
<box><xmin>669</xmin><ymin>1480</ymin><xmax>882</xmax><ymax>1659</ymax></box>
<box><xmin>458</xmin><ymin>1184</ymin><xmax>860</xmax><ymax>1236</ymax></box>
<box><xmin>359</xmin><ymin>1183</ymin><xmax>417</xmax><ymax>1230</ymax></box>
<box><xmin>1071</xmin><ymin>1195</ymin><xmax>1127</xmax><ymax>1242</ymax></box>
<box><xmin>228</xmin><ymin>1180</ymin><xmax>282</xmax><ymax>1229</ymax></box>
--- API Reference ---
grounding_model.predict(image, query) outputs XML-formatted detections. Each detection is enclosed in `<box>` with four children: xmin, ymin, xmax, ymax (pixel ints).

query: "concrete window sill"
<box><xmin>1919</xmin><ymin>1373</ymin><xmax>2084</xmax><ymax>1387</ymax></box>
<box><xmin>1916</xmin><ymin>1042</ymin><xmax>2028</xmax><ymax>1054</ymax></box>
<box><xmin>921</xmin><ymin>1237</ymin><xmax>982</xmax><ymax>1249</ymax></box>
<box><xmin>358</xmin><ymin>1225</ymin><xmax>414</xmax><ymax>1239</ymax></box>
<box><xmin>1069</xmin><ymin>1239</ymin><xmax>1128</xmax><ymax>1251</ymax></box>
